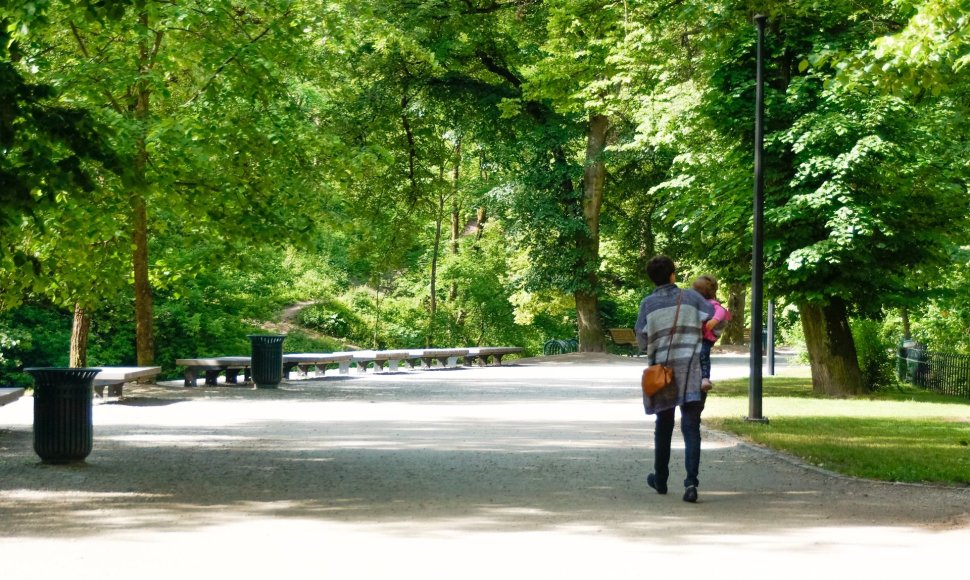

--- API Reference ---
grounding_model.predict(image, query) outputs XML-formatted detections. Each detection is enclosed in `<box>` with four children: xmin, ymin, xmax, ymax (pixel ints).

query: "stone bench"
<box><xmin>93</xmin><ymin>366</ymin><xmax>162</xmax><ymax>399</ymax></box>
<box><xmin>175</xmin><ymin>357</ymin><xmax>252</xmax><ymax>387</ymax></box>
<box><xmin>351</xmin><ymin>350</ymin><xmax>413</xmax><ymax>373</ymax></box>
<box><xmin>464</xmin><ymin>346</ymin><xmax>523</xmax><ymax>366</ymax></box>
<box><xmin>282</xmin><ymin>352</ymin><xmax>354</xmax><ymax>379</ymax></box>
<box><xmin>0</xmin><ymin>387</ymin><xmax>25</xmax><ymax>407</ymax></box>
<box><xmin>405</xmin><ymin>348</ymin><xmax>470</xmax><ymax>369</ymax></box>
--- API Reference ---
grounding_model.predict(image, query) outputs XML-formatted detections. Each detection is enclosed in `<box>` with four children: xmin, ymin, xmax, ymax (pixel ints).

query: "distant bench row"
<box><xmin>175</xmin><ymin>347</ymin><xmax>524</xmax><ymax>387</ymax></box>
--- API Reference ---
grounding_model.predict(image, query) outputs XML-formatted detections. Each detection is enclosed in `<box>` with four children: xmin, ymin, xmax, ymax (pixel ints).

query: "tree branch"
<box><xmin>182</xmin><ymin>8</ymin><xmax>292</xmax><ymax>107</ymax></box>
<box><xmin>69</xmin><ymin>21</ymin><xmax>124</xmax><ymax>113</ymax></box>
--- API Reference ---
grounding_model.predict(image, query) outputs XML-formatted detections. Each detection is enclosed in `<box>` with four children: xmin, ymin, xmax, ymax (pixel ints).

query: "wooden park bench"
<box><xmin>463</xmin><ymin>346</ymin><xmax>523</xmax><ymax>366</ymax></box>
<box><xmin>607</xmin><ymin>328</ymin><xmax>639</xmax><ymax>356</ymax></box>
<box><xmin>282</xmin><ymin>352</ymin><xmax>354</xmax><ymax>379</ymax></box>
<box><xmin>175</xmin><ymin>357</ymin><xmax>251</xmax><ymax>387</ymax></box>
<box><xmin>93</xmin><ymin>366</ymin><xmax>162</xmax><ymax>399</ymax></box>
<box><xmin>404</xmin><ymin>348</ymin><xmax>470</xmax><ymax>369</ymax></box>
<box><xmin>0</xmin><ymin>387</ymin><xmax>25</xmax><ymax>407</ymax></box>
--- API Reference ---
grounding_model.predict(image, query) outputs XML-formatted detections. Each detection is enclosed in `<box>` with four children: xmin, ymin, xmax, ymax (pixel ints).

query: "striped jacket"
<box><xmin>635</xmin><ymin>284</ymin><xmax>714</xmax><ymax>414</ymax></box>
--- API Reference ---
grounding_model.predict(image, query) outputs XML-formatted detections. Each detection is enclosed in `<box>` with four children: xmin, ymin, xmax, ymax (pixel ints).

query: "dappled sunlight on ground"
<box><xmin>1</xmin><ymin>354</ymin><xmax>968</xmax><ymax>578</ymax></box>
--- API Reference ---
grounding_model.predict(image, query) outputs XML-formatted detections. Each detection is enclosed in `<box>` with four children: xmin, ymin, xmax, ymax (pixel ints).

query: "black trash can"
<box><xmin>249</xmin><ymin>334</ymin><xmax>286</xmax><ymax>388</ymax></box>
<box><xmin>25</xmin><ymin>367</ymin><xmax>100</xmax><ymax>464</ymax></box>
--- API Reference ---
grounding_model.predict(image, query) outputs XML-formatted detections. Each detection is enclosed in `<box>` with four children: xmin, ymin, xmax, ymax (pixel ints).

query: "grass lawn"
<box><xmin>703</xmin><ymin>369</ymin><xmax>970</xmax><ymax>485</ymax></box>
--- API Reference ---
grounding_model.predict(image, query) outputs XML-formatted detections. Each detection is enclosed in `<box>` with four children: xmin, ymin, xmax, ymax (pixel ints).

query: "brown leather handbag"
<box><xmin>641</xmin><ymin>291</ymin><xmax>682</xmax><ymax>397</ymax></box>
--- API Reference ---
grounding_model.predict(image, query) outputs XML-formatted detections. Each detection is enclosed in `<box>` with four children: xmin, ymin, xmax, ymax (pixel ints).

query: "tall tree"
<box><xmin>19</xmin><ymin>0</ymin><xmax>336</xmax><ymax>364</ymax></box>
<box><xmin>635</xmin><ymin>0</ymin><xmax>968</xmax><ymax>393</ymax></box>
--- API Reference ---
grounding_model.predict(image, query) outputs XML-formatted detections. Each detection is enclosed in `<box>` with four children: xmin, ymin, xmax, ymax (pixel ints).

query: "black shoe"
<box><xmin>647</xmin><ymin>473</ymin><xmax>667</xmax><ymax>495</ymax></box>
<box><xmin>683</xmin><ymin>485</ymin><xmax>698</xmax><ymax>503</ymax></box>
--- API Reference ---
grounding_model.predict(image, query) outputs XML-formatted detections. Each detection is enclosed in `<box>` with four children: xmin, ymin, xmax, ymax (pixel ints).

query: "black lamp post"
<box><xmin>748</xmin><ymin>14</ymin><xmax>769</xmax><ymax>423</ymax></box>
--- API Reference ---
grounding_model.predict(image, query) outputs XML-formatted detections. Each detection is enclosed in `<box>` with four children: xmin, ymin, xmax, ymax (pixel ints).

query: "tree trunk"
<box><xmin>799</xmin><ymin>299</ymin><xmax>866</xmax><ymax>395</ymax></box>
<box><xmin>133</xmin><ymin>10</ymin><xmax>155</xmax><ymax>366</ymax></box>
<box><xmin>450</xmin><ymin>139</ymin><xmax>461</xmax><ymax>301</ymax></box>
<box><xmin>69</xmin><ymin>303</ymin><xmax>90</xmax><ymax>368</ymax></box>
<box><xmin>575</xmin><ymin>114</ymin><xmax>609</xmax><ymax>352</ymax></box>
<box><xmin>901</xmin><ymin>307</ymin><xmax>911</xmax><ymax>339</ymax></box>
<box><xmin>722</xmin><ymin>283</ymin><xmax>746</xmax><ymax>345</ymax></box>
<box><xmin>428</xmin><ymin>190</ymin><xmax>444</xmax><ymax>347</ymax></box>
<box><xmin>475</xmin><ymin>206</ymin><xmax>486</xmax><ymax>240</ymax></box>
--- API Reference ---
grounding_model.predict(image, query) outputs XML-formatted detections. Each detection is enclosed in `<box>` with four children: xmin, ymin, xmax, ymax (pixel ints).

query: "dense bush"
<box><xmin>852</xmin><ymin>318</ymin><xmax>898</xmax><ymax>391</ymax></box>
<box><xmin>297</xmin><ymin>301</ymin><xmax>363</xmax><ymax>341</ymax></box>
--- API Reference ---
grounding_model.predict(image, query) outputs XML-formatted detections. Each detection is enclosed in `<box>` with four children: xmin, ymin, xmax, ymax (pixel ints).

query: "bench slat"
<box><xmin>0</xmin><ymin>387</ymin><xmax>25</xmax><ymax>407</ymax></box>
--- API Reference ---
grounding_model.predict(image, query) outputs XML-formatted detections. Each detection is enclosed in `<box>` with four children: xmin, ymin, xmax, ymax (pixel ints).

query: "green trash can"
<box><xmin>249</xmin><ymin>334</ymin><xmax>286</xmax><ymax>388</ymax></box>
<box><xmin>25</xmin><ymin>367</ymin><xmax>100</xmax><ymax>464</ymax></box>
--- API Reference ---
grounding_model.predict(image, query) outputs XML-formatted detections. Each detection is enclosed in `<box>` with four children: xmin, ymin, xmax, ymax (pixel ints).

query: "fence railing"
<box><xmin>897</xmin><ymin>342</ymin><xmax>970</xmax><ymax>399</ymax></box>
<box><xmin>543</xmin><ymin>338</ymin><xmax>578</xmax><ymax>356</ymax></box>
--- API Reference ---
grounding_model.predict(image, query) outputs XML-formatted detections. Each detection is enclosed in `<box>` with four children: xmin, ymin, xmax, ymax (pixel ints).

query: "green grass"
<box><xmin>704</xmin><ymin>373</ymin><xmax>970</xmax><ymax>485</ymax></box>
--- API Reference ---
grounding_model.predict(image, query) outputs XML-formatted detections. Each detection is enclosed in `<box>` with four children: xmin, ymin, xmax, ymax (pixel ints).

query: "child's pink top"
<box><xmin>703</xmin><ymin>299</ymin><xmax>731</xmax><ymax>342</ymax></box>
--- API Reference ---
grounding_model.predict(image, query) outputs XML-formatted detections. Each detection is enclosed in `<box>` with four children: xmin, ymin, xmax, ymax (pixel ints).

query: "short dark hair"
<box><xmin>646</xmin><ymin>255</ymin><xmax>676</xmax><ymax>286</ymax></box>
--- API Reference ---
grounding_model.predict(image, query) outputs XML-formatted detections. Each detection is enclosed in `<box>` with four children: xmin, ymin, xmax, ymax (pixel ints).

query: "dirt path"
<box><xmin>0</xmin><ymin>354</ymin><xmax>966</xmax><ymax>579</ymax></box>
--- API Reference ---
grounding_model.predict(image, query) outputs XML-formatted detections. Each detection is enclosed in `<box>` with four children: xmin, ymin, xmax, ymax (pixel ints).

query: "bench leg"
<box><xmin>338</xmin><ymin>361</ymin><xmax>350</xmax><ymax>375</ymax></box>
<box><xmin>184</xmin><ymin>368</ymin><xmax>199</xmax><ymax>388</ymax></box>
<box><xmin>225</xmin><ymin>369</ymin><xmax>241</xmax><ymax>384</ymax></box>
<box><xmin>205</xmin><ymin>369</ymin><xmax>221</xmax><ymax>386</ymax></box>
<box><xmin>283</xmin><ymin>363</ymin><xmax>298</xmax><ymax>379</ymax></box>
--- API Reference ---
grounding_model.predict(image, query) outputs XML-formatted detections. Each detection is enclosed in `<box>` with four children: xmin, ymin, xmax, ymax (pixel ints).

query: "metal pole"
<box><xmin>767</xmin><ymin>300</ymin><xmax>775</xmax><ymax>376</ymax></box>
<box><xmin>748</xmin><ymin>14</ymin><xmax>768</xmax><ymax>423</ymax></box>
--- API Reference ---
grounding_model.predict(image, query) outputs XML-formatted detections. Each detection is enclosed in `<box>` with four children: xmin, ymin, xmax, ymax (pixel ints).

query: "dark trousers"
<box><xmin>654</xmin><ymin>398</ymin><xmax>705</xmax><ymax>488</ymax></box>
<box><xmin>700</xmin><ymin>339</ymin><xmax>715</xmax><ymax>380</ymax></box>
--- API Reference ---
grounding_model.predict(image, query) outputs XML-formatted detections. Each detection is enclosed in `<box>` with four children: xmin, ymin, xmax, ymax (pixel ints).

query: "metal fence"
<box><xmin>897</xmin><ymin>342</ymin><xmax>970</xmax><ymax>399</ymax></box>
<box><xmin>543</xmin><ymin>338</ymin><xmax>578</xmax><ymax>356</ymax></box>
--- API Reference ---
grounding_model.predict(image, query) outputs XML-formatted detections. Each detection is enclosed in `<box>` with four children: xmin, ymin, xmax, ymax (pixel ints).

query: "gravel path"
<box><xmin>1</xmin><ymin>353</ymin><xmax>967</xmax><ymax>579</ymax></box>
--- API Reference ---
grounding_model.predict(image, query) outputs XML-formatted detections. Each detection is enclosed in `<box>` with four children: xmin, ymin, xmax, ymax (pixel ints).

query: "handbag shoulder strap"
<box><xmin>662</xmin><ymin>290</ymin><xmax>683</xmax><ymax>366</ymax></box>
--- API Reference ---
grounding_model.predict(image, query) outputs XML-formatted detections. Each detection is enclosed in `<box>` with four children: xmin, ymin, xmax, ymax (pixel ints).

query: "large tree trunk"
<box><xmin>132</xmin><ymin>11</ymin><xmax>155</xmax><ymax>366</ymax></box>
<box><xmin>428</xmin><ymin>189</ymin><xmax>444</xmax><ymax>347</ymax></box>
<box><xmin>575</xmin><ymin>114</ymin><xmax>609</xmax><ymax>353</ymax></box>
<box><xmin>722</xmin><ymin>283</ymin><xmax>746</xmax><ymax>345</ymax></box>
<box><xmin>132</xmin><ymin>192</ymin><xmax>154</xmax><ymax>365</ymax></box>
<box><xmin>69</xmin><ymin>303</ymin><xmax>90</xmax><ymax>368</ymax></box>
<box><xmin>799</xmin><ymin>299</ymin><xmax>866</xmax><ymax>395</ymax></box>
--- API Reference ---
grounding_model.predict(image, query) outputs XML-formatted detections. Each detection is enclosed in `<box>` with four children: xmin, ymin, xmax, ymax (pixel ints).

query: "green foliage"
<box><xmin>902</xmin><ymin>248</ymin><xmax>970</xmax><ymax>354</ymax></box>
<box><xmin>770</xmin><ymin>88</ymin><xmax>965</xmax><ymax>310</ymax></box>
<box><xmin>0</xmin><ymin>304</ymin><xmax>71</xmax><ymax>387</ymax></box>
<box><xmin>1</xmin><ymin>0</ymin><xmax>967</xmax><ymax>385</ymax></box>
<box><xmin>822</xmin><ymin>0</ymin><xmax>970</xmax><ymax>99</ymax></box>
<box><xmin>850</xmin><ymin>318</ymin><xmax>898</xmax><ymax>391</ymax></box>
<box><xmin>297</xmin><ymin>301</ymin><xmax>365</xmax><ymax>342</ymax></box>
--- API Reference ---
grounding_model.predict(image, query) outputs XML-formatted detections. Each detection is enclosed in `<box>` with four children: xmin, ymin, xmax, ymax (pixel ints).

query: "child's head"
<box><xmin>692</xmin><ymin>275</ymin><xmax>718</xmax><ymax>300</ymax></box>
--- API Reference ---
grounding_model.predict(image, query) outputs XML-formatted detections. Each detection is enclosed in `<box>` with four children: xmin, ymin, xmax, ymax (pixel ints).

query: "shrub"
<box><xmin>852</xmin><ymin>318</ymin><xmax>897</xmax><ymax>391</ymax></box>
<box><xmin>296</xmin><ymin>300</ymin><xmax>367</xmax><ymax>343</ymax></box>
